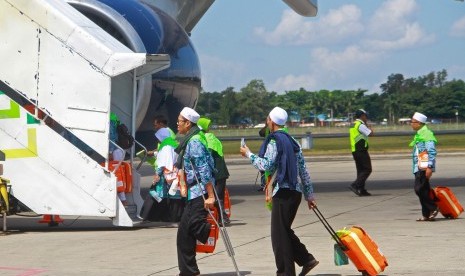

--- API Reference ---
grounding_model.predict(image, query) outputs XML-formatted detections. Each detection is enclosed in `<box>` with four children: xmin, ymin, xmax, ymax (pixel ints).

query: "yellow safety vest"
<box><xmin>350</xmin><ymin>120</ymin><xmax>369</xmax><ymax>152</ymax></box>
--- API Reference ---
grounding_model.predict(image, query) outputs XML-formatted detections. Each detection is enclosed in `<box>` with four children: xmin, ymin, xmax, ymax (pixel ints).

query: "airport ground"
<box><xmin>0</xmin><ymin>153</ymin><xmax>464</xmax><ymax>276</ymax></box>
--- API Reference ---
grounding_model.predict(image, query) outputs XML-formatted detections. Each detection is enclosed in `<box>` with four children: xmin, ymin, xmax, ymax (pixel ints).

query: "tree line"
<box><xmin>196</xmin><ymin>70</ymin><xmax>465</xmax><ymax>125</ymax></box>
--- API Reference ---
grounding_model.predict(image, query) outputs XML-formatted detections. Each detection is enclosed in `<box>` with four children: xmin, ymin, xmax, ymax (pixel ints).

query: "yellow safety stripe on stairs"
<box><xmin>2</xmin><ymin>128</ymin><xmax>38</xmax><ymax>158</ymax></box>
<box><xmin>1</xmin><ymin>92</ymin><xmax>39</xmax><ymax>158</ymax></box>
<box><xmin>0</xmin><ymin>92</ymin><xmax>20</xmax><ymax>119</ymax></box>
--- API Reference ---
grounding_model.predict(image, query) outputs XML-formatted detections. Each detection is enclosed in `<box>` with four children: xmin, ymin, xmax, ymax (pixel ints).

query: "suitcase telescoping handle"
<box><xmin>313</xmin><ymin>207</ymin><xmax>347</xmax><ymax>251</ymax></box>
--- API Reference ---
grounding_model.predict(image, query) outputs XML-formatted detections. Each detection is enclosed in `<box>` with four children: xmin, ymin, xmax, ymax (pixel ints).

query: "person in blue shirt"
<box><xmin>197</xmin><ymin>117</ymin><xmax>231</xmax><ymax>225</ymax></box>
<box><xmin>409</xmin><ymin>112</ymin><xmax>438</xmax><ymax>221</ymax></box>
<box><xmin>174</xmin><ymin>107</ymin><xmax>215</xmax><ymax>276</ymax></box>
<box><xmin>240</xmin><ymin>106</ymin><xmax>318</xmax><ymax>276</ymax></box>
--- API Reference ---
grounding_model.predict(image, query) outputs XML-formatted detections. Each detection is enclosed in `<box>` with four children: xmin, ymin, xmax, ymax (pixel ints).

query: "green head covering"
<box><xmin>110</xmin><ymin>112</ymin><xmax>119</xmax><ymax>123</ymax></box>
<box><xmin>197</xmin><ymin>117</ymin><xmax>211</xmax><ymax>132</ymax></box>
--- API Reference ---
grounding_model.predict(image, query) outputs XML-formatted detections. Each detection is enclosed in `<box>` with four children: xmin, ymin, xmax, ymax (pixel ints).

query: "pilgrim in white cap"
<box><xmin>180</xmin><ymin>107</ymin><xmax>200</xmax><ymax>123</ymax></box>
<box><xmin>412</xmin><ymin>112</ymin><xmax>427</xmax><ymax>123</ymax></box>
<box><xmin>269</xmin><ymin>106</ymin><xmax>288</xmax><ymax>126</ymax></box>
<box><xmin>155</xmin><ymin>127</ymin><xmax>178</xmax><ymax>172</ymax></box>
<box><xmin>155</xmin><ymin>127</ymin><xmax>171</xmax><ymax>142</ymax></box>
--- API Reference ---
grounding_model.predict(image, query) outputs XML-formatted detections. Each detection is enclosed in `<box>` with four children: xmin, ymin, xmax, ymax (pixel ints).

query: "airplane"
<box><xmin>65</xmin><ymin>0</ymin><xmax>318</xmax><ymax>149</ymax></box>
<box><xmin>0</xmin><ymin>0</ymin><xmax>317</xmax><ymax>227</ymax></box>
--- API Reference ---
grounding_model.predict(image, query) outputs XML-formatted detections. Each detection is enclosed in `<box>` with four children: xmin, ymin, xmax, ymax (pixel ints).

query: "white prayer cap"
<box><xmin>269</xmin><ymin>107</ymin><xmax>288</xmax><ymax>126</ymax></box>
<box><xmin>355</xmin><ymin>109</ymin><xmax>368</xmax><ymax>118</ymax></box>
<box><xmin>155</xmin><ymin>127</ymin><xmax>170</xmax><ymax>142</ymax></box>
<box><xmin>180</xmin><ymin>107</ymin><xmax>200</xmax><ymax>123</ymax></box>
<box><xmin>412</xmin><ymin>112</ymin><xmax>427</xmax><ymax>123</ymax></box>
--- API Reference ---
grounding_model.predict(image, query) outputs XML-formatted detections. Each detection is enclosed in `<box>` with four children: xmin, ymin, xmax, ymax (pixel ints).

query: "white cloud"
<box><xmin>271</xmin><ymin>74</ymin><xmax>318</xmax><ymax>92</ymax></box>
<box><xmin>254</xmin><ymin>5</ymin><xmax>364</xmax><ymax>46</ymax></box>
<box><xmin>450</xmin><ymin>16</ymin><xmax>465</xmax><ymax>37</ymax></box>
<box><xmin>254</xmin><ymin>0</ymin><xmax>434</xmax><ymax>50</ymax></box>
<box><xmin>311</xmin><ymin>46</ymin><xmax>380</xmax><ymax>76</ymax></box>
<box><xmin>365</xmin><ymin>22</ymin><xmax>435</xmax><ymax>51</ymax></box>
<box><xmin>266</xmin><ymin>0</ymin><xmax>440</xmax><ymax>93</ymax></box>
<box><xmin>270</xmin><ymin>46</ymin><xmax>383</xmax><ymax>92</ymax></box>
<box><xmin>368</xmin><ymin>0</ymin><xmax>418</xmax><ymax>36</ymax></box>
<box><xmin>365</xmin><ymin>0</ymin><xmax>435</xmax><ymax>50</ymax></box>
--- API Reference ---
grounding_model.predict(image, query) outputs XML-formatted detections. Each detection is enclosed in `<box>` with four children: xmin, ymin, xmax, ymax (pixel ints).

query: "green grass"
<box><xmin>222</xmin><ymin>134</ymin><xmax>465</xmax><ymax>157</ymax></box>
<box><xmin>212</xmin><ymin>123</ymin><xmax>465</xmax><ymax>137</ymax></box>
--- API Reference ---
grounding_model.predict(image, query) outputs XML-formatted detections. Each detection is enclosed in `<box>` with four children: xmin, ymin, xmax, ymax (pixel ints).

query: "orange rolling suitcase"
<box><xmin>196</xmin><ymin>208</ymin><xmax>219</xmax><ymax>253</ymax></box>
<box><xmin>106</xmin><ymin>161</ymin><xmax>133</xmax><ymax>193</ymax></box>
<box><xmin>120</xmin><ymin>162</ymin><xmax>133</xmax><ymax>193</ymax></box>
<box><xmin>313</xmin><ymin>207</ymin><xmax>388</xmax><ymax>276</ymax></box>
<box><xmin>339</xmin><ymin>226</ymin><xmax>388</xmax><ymax>276</ymax></box>
<box><xmin>105</xmin><ymin>161</ymin><xmax>126</xmax><ymax>193</ymax></box>
<box><xmin>434</xmin><ymin>186</ymin><xmax>464</xmax><ymax>219</ymax></box>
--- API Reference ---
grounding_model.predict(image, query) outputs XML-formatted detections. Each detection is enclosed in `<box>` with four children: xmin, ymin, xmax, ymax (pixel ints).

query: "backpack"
<box><xmin>116</xmin><ymin>123</ymin><xmax>134</xmax><ymax>150</ymax></box>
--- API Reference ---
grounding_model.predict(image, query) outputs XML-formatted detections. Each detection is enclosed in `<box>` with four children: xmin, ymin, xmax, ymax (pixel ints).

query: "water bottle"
<box><xmin>168</xmin><ymin>180</ymin><xmax>179</xmax><ymax>196</ymax></box>
<box><xmin>149</xmin><ymin>190</ymin><xmax>162</xmax><ymax>203</ymax></box>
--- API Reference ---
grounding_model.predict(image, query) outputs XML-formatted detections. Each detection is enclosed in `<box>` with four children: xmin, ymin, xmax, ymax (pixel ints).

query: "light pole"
<box><xmin>313</xmin><ymin>110</ymin><xmax>317</xmax><ymax>127</ymax></box>
<box><xmin>327</xmin><ymin>108</ymin><xmax>333</xmax><ymax>127</ymax></box>
<box><xmin>348</xmin><ymin>112</ymin><xmax>354</xmax><ymax>124</ymax></box>
<box><xmin>454</xmin><ymin>105</ymin><xmax>459</xmax><ymax>126</ymax></box>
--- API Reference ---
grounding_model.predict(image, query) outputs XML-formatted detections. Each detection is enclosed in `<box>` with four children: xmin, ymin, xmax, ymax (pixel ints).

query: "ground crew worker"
<box><xmin>174</xmin><ymin>107</ymin><xmax>215</xmax><ymax>276</ymax></box>
<box><xmin>409</xmin><ymin>112</ymin><xmax>439</xmax><ymax>221</ymax></box>
<box><xmin>240</xmin><ymin>106</ymin><xmax>318</xmax><ymax>276</ymax></box>
<box><xmin>198</xmin><ymin>117</ymin><xmax>231</xmax><ymax>225</ymax></box>
<box><xmin>349</xmin><ymin>109</ymin><xmax>373</xmax><ymax>196</ymax></box>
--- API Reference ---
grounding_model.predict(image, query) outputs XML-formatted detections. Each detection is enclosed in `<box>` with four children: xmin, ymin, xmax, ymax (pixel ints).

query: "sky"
<box><xmin>190</xmin><ymin>0</ymin><xmax>465</xmax><ymax>94</ymax></box>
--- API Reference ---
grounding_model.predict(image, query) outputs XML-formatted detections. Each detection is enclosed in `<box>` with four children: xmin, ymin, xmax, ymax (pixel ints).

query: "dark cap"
<box><xmin>258</xmin><ymin>125</ymin><xmax>268</xmax><ymax>137</ymax></box>
<box><xmin>355</xmin><ymin>109</ymin><xmax>368</xmax><ymax>118</ymax></box>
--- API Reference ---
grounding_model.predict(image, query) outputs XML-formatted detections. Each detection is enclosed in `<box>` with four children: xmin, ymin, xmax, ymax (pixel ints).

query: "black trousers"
<box><xmin>168</xmin><ymin>198</ymin><xmax>186</xmax><ymax>222</ymax></box>
<box><xmin>139</xmin><ymin>196</ymin><xmax>168</xmax><ymax>222</ymax></box>
<box><xmin>177</xmin><ymin>196</ymin><xmax>211</xmax><ymax>276</ymax></box>
<box><xmin>414</xmin><ymin>171</ymin><xmax>437</xmax><ymax>217</ymax></box>
<box><xmin>271</xmin><ymin>189</ymin><xmax>315</xmax><ymax>276</ymax></box>
<box><xmin>351</xmin><ymin>150</ymin><xmax>372</xmax><ymax>190</ymax></box>
<box><xmin>214</xmin><ymin>178</ymin><xmax>228</xmax><ymax>217</ymax></box>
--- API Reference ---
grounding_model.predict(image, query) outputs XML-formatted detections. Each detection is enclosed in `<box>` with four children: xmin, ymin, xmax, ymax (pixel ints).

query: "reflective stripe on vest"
<box><xmin>350</xmin><ymin>120</ymin><xmax>368</xmax><ymax>152</ymax></box>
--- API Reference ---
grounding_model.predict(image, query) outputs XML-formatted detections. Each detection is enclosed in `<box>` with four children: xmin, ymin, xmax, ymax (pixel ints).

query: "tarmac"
<box><xmin>0</xmin><ymin>153</ymin><xmax>464</xmax><ymax>276</ymax></box>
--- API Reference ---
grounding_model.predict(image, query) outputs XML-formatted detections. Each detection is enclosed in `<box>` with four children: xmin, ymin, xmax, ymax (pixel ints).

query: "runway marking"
<box><xmin>0</xmin><ymin>266</ymin><xmax>47</xmax><ymax>276</ymax></box>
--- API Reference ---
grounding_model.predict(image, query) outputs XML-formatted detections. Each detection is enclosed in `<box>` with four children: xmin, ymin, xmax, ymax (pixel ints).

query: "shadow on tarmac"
<box><xmin>227</xmin><ymin>178</ymin><xmax>464</xmax><ymax>196</ymax></box>
<box><xmin>198</xmin><ymin>272</ymin><xmax>252</xmax><ymax>276</ymax></box>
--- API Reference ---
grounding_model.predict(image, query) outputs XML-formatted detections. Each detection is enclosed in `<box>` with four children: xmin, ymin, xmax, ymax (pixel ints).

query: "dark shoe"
<box><xmin>359</xmin><ymin>190</ymin><xmax>372</xmax><ymax>196</ymax></box>
<box><xmin>219</xmin><ymin>218</ymin><xmax>230</xmax><ymax>227</ymax></box>
<box><xmin>349</xmin><ymin>185</ymin><xmax>361</xmax><ymax>196</ymax></box>
<box><xmin>299</xmin><ymin>259</ymin><xmax>319</xmax><ymax>276</ymax></box>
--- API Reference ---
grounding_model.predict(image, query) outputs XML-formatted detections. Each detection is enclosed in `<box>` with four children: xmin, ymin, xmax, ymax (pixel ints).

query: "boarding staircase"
<box><xmin>0</xmin><ymin>0</ymin><xmax>169</xmax><ymax>226</ymax></box>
